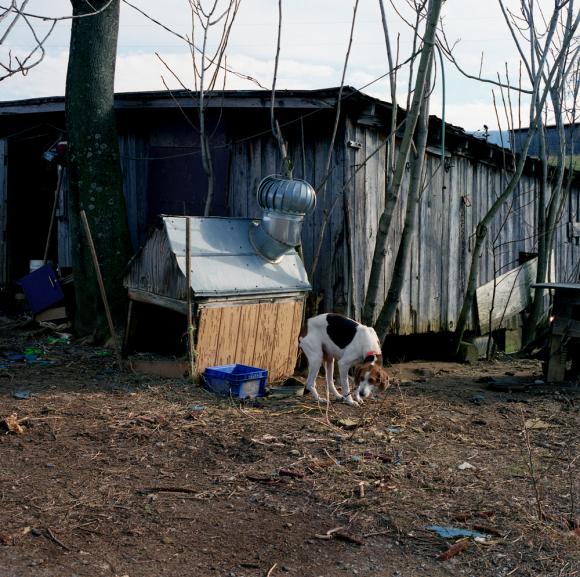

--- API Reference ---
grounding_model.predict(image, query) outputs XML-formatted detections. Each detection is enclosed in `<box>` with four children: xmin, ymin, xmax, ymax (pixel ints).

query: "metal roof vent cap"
<box><xmin>250</xmin><ymin>175</ymin><xmax>316</xmax><ymax>262</ymax></box>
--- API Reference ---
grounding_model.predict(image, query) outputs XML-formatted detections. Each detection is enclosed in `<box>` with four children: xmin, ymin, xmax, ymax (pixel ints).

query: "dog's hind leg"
<box><xmin>304</xmin><ymin>354</ymin><xmax>324</xmax><ymax>402</ymax></box>
<box><xmin>323</xmin><ymin>357</ymin><xmax>343</xmax><ymax>400</ymax></box>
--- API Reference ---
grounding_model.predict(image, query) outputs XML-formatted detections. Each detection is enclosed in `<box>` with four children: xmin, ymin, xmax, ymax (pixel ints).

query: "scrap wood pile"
<box><xmin>0</xmin><ymin>327</ymin><xmax>578</xmax><ymax>575</ymax></box>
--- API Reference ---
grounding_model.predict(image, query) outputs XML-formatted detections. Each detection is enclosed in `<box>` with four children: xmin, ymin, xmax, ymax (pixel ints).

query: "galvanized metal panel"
<box><xmin>164</xmin><ymin>216</ymin><xmax>311</xmax><ymax>297</ymax></box>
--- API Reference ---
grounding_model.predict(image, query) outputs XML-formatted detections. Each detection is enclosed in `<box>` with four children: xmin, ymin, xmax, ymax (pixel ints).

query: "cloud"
<box><xmin>0</xmin><ymin>51</ymin><xmax>69</xmax><ymax>100</ymax></box>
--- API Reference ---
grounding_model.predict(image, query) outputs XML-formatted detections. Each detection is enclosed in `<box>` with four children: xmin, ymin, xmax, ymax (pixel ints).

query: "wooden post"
<box><xmin>185</xmin><ymin>217</ymin><xmax>197</xmax><ymax>381</ymax></box>
<box><xmin>80</xmin><ymin>209</ymin><xmax>120</xmax><ymax>360</ymax></box>
<box><xmin>43</xmin><ymin>165</ymin><xmax>64</xmax><ymax>264</ymax></box>
<box><xmin>546</xmin><ymin>334</ymin><xmax>567</xmax><ymax>382</ymax></box>
<box><xmin>122</xmin><ymin>300</ymin><xmax>134</xmax><ymax>355</ymax></box>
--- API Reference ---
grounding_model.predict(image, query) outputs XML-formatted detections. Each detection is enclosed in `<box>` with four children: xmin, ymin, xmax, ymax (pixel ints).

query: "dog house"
<box><xmin>124</xmin><ymin>176</ymin><xmax>315</xmax><ymax>382</ymax></box>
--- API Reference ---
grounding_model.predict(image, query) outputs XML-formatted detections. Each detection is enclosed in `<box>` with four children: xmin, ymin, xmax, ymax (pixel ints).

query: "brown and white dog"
<box><xmin>299</xmin><ymin>313</ymin><xmax>390</xmax><ymax>406</ymax></box>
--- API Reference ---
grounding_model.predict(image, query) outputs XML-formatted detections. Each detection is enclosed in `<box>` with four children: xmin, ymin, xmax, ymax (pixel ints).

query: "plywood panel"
<box><xmin>195</xmin><ymin>307</ymin><xmax>222</xmax><ymax>373</ymax></box>
<box><xmin>289</xmin><ymin>298</ymin><xmax>305</xmax><ymax>373</ymax></box>
<box><xmin>269</xmin><ymin>300</ymin><xmax>299</xmax><ymax>382</ymax></box>
<box><xmin>216</xmin><ymin>306</ymin><xmax>242</xmax><ymax>365</ymax></box>
<box><xmin>252</xmin><ymin>302</ymin><xmax>278</xmax><ymax>374</ymax></box>
<box><xmin>235</xmin><ymin>304</ymin><xmax>259</xmax><ymax>366</ymax></box>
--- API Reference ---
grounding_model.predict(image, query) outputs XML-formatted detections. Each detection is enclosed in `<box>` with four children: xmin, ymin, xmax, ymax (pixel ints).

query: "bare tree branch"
<box><xmin>270</xmin><ymin>0</ymin><xmax>292</xmax><ymax>178</ymax></box>
<box><xmin>309</xmin><ymin>0</ymin><xmax>359</xmax><ymax>281</ymax></box>
<box><xmin>0</xmin><ymin>0</ymin><xmax>115</xmax><ymax>21</ymax></box>
<box><xmin>121</xmin><ymin>0</ymin><xmax>266</xmax><ymax>89</ymax></box>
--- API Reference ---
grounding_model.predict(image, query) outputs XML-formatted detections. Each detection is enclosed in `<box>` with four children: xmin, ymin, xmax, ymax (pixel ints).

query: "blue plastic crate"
<box><xmin>203</xmin><ymin>364</ymin><xmax>268</xmax><ymax>399</ymax></box>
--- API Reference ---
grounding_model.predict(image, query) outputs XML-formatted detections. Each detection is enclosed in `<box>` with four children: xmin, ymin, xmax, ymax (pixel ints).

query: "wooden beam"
<box><xmin>127</xmin><ymin>288</ymin><xmax>188</xmax><ymax>315</ymax></box>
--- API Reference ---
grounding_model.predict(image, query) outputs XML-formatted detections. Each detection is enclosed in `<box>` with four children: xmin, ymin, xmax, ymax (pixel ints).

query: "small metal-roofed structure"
<box><xmin>124</xmin><ymin>216</ymin><xmax>310</xmax><ymax>382</ymax></box>
<box><xmin>124</xmin><ymin>176</ymin><xmax>316</xmax><ymax>382</ymax></box>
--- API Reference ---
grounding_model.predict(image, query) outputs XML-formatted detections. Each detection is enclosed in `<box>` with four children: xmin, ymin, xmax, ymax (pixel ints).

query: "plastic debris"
<box><xmin>24</xmin><ymin>347</ymin><xmax>43</xmax><ymax>358</ymax></box>
<box><xmin>458</xmin><ymin>462</ymin><xmax>476</xmax><ymax>470</ymax></box>
<box><xmin>46</xmin><ymin>336</ymin><xmax>71</xmax><ymax>345</ymax></box>
<box><xmin>426</xmin><ymin>525</ymin><xmax>489</xmax><ymax>540</ymax></box>
<box><xmin>188</xmin><ymin>404</ymin><xmax>205</xmax><ymax>412</ymax></box>
<box><xmin>94</xmin><ymin>350</ymin><xmax>113</xmax><ymax>357</ymax></box>
<box><xmin>12</xmin><ymin>390</ymin><xmax>31</xmax><ymax>400</ymax></box>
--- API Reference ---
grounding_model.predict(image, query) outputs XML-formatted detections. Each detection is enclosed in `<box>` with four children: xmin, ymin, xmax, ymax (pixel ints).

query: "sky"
<box><xmin>0</xmin><ymin>0</ymin><xmax>537</xmax><ymax>131</ymax></box>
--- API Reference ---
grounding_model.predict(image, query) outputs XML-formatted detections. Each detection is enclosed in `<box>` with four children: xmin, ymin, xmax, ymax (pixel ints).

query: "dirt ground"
<box><xmin>0</xmin><ymin>317</ymin><xmax>578</xmax><ymax>577</ymax></box>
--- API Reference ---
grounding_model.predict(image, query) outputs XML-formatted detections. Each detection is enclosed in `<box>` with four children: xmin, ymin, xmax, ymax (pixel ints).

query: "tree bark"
<box><xmin>373</xmin><ymin>54</ymin><xmax>433</xmax><ymax>341</ymax></box>
<box><xmin>65</xmin><ymin>0</ymin><xmax>132</xmax><ymax>340</ymax></box>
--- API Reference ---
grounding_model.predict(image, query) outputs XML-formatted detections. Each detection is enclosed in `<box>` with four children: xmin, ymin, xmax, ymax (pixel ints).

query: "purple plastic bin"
<box><xmin>18</xmin><ymin>264</ymin><xmax>64</xmax><ymax>313</ymax></box>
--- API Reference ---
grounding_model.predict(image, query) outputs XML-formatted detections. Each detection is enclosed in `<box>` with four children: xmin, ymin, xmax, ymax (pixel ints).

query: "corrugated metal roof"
<box><xmin>164</xmin><ymin>216</ymin><xmax>311</xmax><ymax>297</ymax></box>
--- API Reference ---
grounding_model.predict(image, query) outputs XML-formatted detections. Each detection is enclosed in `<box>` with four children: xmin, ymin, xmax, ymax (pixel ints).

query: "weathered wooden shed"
<box><xmin>0</xmin><ymin>87</ymin><xmax>579</xmax><ymax>342</ymax></box>
<box><xmin>124</xmin><ymin>176</ymin><xmax>315</xmax><ymax>382</ymax></box>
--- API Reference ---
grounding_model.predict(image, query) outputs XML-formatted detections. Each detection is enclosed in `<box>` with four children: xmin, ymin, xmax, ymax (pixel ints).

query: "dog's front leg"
<box><xmin>337</xmin><ymin>360</ymin><xmax>359</xmax><ymax>406</ymax></box>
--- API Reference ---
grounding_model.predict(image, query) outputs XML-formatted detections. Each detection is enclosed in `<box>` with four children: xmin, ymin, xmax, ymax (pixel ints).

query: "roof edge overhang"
<box><xmin>0</xmin><ymin>86</ymin><xmax>379</xmax><ymax>115</ymax></box>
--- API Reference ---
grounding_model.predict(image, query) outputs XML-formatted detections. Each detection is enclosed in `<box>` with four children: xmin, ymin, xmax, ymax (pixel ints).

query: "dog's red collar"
<box><xmin>365</xmin><ymin>350</ymin><xmax>381</xmax><ymax>358</ymax></box>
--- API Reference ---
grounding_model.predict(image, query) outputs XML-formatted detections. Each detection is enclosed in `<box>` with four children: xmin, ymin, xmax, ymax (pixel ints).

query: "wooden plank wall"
<box><xmin>120</xmin><ymin>132</ymin><xmax>150</xmax><ymax>251</ymax></box>
<box><xmin>228</xmin><ymin>113</ymin><xmax>580</xmax><ymax>334</ymax></box>
<box><xmin>195</xmin><ymin>298</ymin><xmax>304</xmax><ymax>382</ymax></box>
<box><xmin>0</xmin><ymin>139</ymin><xmax>7</xmax><ymax>287</ymax></box>
<box><xmin>204</xmin><ymin>111</ymin><xmax>580</xmax><ymax>336</ymax></box>
<box><xmin>560</xmin><ymin>179</ymin><xmax>580</xmax><ymax>282</ymax></box>
<box><xmin>124</xmin><ymin>227</ymin><xmax>187</xmax><ymax>300</ymax></box>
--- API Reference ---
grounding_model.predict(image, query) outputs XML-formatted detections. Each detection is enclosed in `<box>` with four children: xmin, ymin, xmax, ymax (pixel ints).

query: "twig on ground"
<box><xmin>314</xmin><ymin>526</ymin><xmax>364</xmax><ymax>546</ymax></box>
<box><xmin>139</xmin><ymin>487</ymin><xmax>199</xmax><ymax>495</ymax></box>
<box><xmin>520</xmin><ymin>408</ymin><xmax>544</xmax><ymax>521</ymax></box>
<box><xmin>437</xmin><ymin>539</ymin><xmax>469</xmax><ymax>560</ymax></box>
<box><xmin>46</xmin><ymin>527</ymin><xmax>70</xmax><ymax>550</ymax></box>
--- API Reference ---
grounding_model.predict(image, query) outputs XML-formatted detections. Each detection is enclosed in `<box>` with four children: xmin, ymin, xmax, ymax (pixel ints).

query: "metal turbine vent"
<box><xmin>250</xmin><ymin>175</ymin><xmax>316</xmax><ymax>262</ymax></box>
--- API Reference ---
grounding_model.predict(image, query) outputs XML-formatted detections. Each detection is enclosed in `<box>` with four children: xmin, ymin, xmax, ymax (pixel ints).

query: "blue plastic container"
<box><xmin>203</xmin><ymin>364</ymin><xmax>268</xmax><ymax>399</ymax></box>
<box><xmin>18</xmin><ymin>264</ymin><xmax>64</xmax><ymax>313</ymax></box>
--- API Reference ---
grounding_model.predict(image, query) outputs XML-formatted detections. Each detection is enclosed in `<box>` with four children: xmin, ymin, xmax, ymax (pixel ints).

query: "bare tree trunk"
<box><xmin>373</xmin><ymin>53</ymin><xmax>433</xmax><ymax>341</ymax></box>
<box><xmin>452</xmin><ymin>124</ymin><xmax>538</xmax><ymax>355</ymax></box>
<box><xmin>309</xmin><ymin>0</ymin><xmax>359</xmax><ymax>282</ymax></box>
<box><xmin>378</xmin><ymin>0</ymin><xmax>399</xmax><ymax>180</ymax></box>
<box><xmin>190</xmin><ymin>0</ymin><xmax>240</xmax><ymax>216</ymax></box>
<box><xmin>452</xmin><ymin>3</ymin><xmax>580</xmax><ymax>354</ymax></box>
<box><xmin>270</xmin><ymin>0</ymin><xmax>292</xmax><ymax>179</ymax></box>
<box><xmin>66</xmin><ymin>0</ymin><xmax>132</xmax><ymax>339</ymax></box>
<box><xmin>524</xmin><ymin>65</ymin><xmax>575</xmax><ymax>345</ymax></box>
<box><xmin>198</xmin><ymin>3</ymin><xmax>215</xmax><ymax>216</ymax></box>
<box><xmin>362</xmin><ymin>0</ymin><xmax>443</xmax><ymax>327</ymax></box>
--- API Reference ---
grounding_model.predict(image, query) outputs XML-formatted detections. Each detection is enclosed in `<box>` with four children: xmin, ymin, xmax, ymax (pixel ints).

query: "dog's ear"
<box><xmin>377</xmin><ymin>367</ymin><xmax>391</xmax><ymax>390</ymax></box>
<box><xmin>353</xmin><ymin>364</ymin><xmax>365</xmax><ymax>384</ymax></box>
<box><xmin>363</xmin><ymin>354</ymin><xmax>377</xmax><ymax>364</ymax></box>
